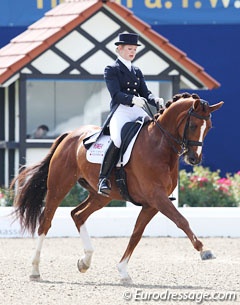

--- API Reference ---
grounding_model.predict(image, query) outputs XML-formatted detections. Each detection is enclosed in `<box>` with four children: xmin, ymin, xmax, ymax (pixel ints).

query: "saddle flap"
<box><xmin>120</xmin><ymin>116</ymin><xmax>145</xmax><ymax>157</ymax></box>
<box><xmin>86</xmin><ymin>117</ymin><xmax>145</xmax><ymax>167</ymax></box>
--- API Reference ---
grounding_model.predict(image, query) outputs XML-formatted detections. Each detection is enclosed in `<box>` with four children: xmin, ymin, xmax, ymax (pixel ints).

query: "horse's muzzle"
<box><xmin>184</xmin><ymin>150</ymin><xmax>201</xmax><ymax>165</ymax></box>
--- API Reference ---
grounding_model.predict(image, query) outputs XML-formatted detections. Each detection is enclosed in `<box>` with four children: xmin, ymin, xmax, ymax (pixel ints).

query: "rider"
<box><xmin>98</xmin><ymin>32</ymin><xmax>165</xmax><ymax>196</ymax></box>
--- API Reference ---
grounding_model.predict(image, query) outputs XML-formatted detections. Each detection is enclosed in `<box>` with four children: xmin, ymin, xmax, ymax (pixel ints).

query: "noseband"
<box><xmin>152</xmin><ymin>101</ymin><xmax>211</xmax><ymax>156</ymax></box>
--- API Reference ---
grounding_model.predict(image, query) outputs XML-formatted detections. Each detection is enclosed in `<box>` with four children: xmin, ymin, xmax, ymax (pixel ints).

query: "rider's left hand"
<box><xmin>155</xmin><ymin>97</ymin><xmax>165</xmax><ymax>108</ymax></box>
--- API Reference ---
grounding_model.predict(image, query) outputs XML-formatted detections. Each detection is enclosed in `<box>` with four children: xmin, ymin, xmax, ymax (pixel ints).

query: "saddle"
<box><xmin>84</xmin><ymin>117</ymin><xmax>146</xmax><ymax>205</ymax></box>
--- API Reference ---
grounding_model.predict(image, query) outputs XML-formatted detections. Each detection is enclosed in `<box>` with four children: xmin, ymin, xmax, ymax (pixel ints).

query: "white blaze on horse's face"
<box><xmin>196</xmin><ymin>120</ymin><xmax>207</xmax><ymax>157</ymax></box>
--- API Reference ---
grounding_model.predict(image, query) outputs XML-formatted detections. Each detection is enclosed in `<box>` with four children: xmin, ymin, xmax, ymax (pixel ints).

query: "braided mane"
<box><xmin>158</xmin><ymin>92</ymin><xmax>201</xmax><ymax>115</ymax></box>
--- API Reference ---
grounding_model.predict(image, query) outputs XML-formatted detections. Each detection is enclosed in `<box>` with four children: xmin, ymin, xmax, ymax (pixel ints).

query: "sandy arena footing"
<box><xmin>0</xmin><ymin>237</ymin><xmax>239</xmax><ymax>305</ymax></box>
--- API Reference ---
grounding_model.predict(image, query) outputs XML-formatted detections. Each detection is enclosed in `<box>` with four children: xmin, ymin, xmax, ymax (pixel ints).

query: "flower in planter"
<box><xmin>179</xmin><ymin>166</ymin><xmax>238</xmax><ymax>207</ymax></box>
<box><xmin>216</xmin><ymin>178</ymin><xmax>232</xmax><ymax>194</ymax></box>
<box><xmin>0</xmin><ymin>190</ymin><xmax>6</xmax><ymax>206</ymax></box>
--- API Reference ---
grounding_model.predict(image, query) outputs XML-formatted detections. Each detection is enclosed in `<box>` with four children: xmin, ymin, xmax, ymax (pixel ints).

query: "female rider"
<box><xmin>98</xmin><ymin>33</ymin><xmax>164</xmax><ymax>196</ymax></box>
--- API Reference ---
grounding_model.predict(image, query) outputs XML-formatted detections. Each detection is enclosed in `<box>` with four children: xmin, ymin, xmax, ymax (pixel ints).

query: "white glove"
<box><xmin>132</xmin><ymin>96</ymin><xmax>145</xmax><ymax>108</ymax></box>
<box><xmin>155</xmin><ymin>97</ymin><xmax>165</xmax><ymax>107</ymax></box>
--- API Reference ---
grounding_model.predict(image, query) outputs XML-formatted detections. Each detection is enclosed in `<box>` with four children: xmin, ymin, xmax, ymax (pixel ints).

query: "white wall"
<box><xmin>0</xmin><ymin>206</ymin><xmax>239</xmax><ymax>238</ymax></box>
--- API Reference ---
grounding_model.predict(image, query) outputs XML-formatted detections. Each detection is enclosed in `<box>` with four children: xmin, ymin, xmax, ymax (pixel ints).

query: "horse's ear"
<box><xmin>192</xmin><ymin>99</ymin><xmax>201</xmax><ymax>110</ymax></box>
<box><xmin>210</xmin><ymin>101</ymin><xmax>224</xmax><ymax>113</ymax></box>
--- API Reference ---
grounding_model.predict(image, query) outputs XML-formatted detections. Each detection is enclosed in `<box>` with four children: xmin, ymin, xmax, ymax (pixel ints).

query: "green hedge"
<box><xmin>0</xmin><ymin>183</ymin><xmax>126</xmax><ymax>207</ymax></box>
<box><xmin>60</xmin><ymin>183</ymin><xmax>126</xmax><ymax>207</ymax></box>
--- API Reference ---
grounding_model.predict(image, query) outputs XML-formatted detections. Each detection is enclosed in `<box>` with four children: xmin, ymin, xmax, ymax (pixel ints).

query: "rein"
<box><xmin>144</xmin><ymin>100</ymin><xmax>211</xmax><ymax>156</ymax></box>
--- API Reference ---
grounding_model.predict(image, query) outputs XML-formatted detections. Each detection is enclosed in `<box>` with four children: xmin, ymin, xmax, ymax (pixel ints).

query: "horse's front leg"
<box><xmin>118</xmin><ymin>206</ymin><xmax>158</xmax><ymax>284</ymax></box>
<box><xmin>156</xmin><ymin>197</ymin><xmax>215</xmax><ymax>260</ymax></box>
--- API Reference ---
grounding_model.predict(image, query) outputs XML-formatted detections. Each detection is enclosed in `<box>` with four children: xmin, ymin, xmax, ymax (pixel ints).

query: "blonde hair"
<box><xmin>116</xmin><ymin>45</ymin><xmax>124</xmax><ymax>53</ymax></box>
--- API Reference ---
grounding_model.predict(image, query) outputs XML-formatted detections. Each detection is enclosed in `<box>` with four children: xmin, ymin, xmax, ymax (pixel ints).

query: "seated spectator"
<box><xmin>30</xmin><ymin>124</ymin><xmax>49</xmax><ymax>139</ymax></box>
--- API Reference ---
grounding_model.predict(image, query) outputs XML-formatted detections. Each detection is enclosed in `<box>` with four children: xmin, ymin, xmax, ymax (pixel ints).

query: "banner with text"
<box><xmin>0</xmin><ymin>0</ymin><xmax>240</xmax><ymax>26</ymax></box>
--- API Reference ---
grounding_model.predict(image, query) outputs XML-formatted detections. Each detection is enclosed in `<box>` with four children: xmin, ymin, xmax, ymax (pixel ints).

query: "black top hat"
<box><xmin>115</xmin><ymin>33</ymin><xmax>141</xmax><ymax>46</ymax></box>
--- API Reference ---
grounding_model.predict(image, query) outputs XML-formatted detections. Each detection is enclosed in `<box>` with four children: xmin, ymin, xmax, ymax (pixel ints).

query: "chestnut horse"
<box><xmin>11</xmin><ymin>93</ymin><xmax>223</xmax><ymax>283</ymax></box>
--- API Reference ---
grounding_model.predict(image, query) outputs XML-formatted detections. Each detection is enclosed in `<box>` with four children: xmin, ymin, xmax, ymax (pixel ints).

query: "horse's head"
<box><xmin>159</xmin><ymin>93</ymin><xmax>224</xmax><ymax>165</ymax></box>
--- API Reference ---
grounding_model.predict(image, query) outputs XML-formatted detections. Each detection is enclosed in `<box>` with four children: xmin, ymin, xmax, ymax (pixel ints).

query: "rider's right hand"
<box><xmin>132</xmin><ymin>96</ymin><xmax>145</xmax><ymax>108</ymax></box>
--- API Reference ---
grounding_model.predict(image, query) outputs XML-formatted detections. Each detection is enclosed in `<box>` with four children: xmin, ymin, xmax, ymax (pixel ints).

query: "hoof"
<box><xmin>29</xmin><ymin>274</ymin><xmax>41</xmax><ymax>281</ymax></box>
<box><xmin>200</xmin><ymin>250</ymin><xmax>216</xmax><ymax>260</ymax></box>
<box><xmin>120</xmin><ymin>276</ymin><xmax>133</xmax><ymax>285</ymax></box>
<box><xmin>77</xmin><ymin>258</ymin><xmax>90</xmax><ymax>273</ymax></box>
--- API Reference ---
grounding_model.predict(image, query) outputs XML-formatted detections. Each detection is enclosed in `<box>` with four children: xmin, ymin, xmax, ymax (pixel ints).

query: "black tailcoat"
<box><xmin>104</xmin><ymin>59</ymin><xmax>156</xmax><ymax>110</ymax></box>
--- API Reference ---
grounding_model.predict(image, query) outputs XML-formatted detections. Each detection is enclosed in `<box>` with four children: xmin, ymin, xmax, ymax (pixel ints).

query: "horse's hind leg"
<box><xmin>31</xmin><ymin>171</ymin><xmax>78</xmax><ymax>280</ymax></box>
<box><xmin>118</xmin><ymin>206</ymin><xmax>158</xmax><ymax>283</ymax></box>
<box><xmin>71</xmin><ymin>192</ymin><xmax>110</xmax><ymax>273</ymax></box>
<box><xmin>30</xmin><ymin>234</ymin><xmax>45</xmax><ymax>280</ymax></box>
<box><xmin>31</xmin><ymin>187</ymin><xmax>72</xmax><ymax>281</ymax></box>
<box><xmin>77</xmin><ymin>224</ymin><xmax>93</xmax><ymax>273</ymax></box>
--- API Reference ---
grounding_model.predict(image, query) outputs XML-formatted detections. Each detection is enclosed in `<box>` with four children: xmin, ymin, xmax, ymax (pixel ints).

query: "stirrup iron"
<box><xmin>98</xmin><ymin>178</ymin><xmax>111</xmax><ymax>197</ymax></box>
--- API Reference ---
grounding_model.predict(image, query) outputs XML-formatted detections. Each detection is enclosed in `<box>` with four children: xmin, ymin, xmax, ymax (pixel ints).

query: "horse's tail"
<box><xmin>11</xmin><ymin>132</ymin><xmax>69</xmax><ymax>235</ymax></box>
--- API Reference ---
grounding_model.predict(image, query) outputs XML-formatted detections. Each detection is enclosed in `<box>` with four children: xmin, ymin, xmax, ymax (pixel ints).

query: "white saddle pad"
<box><xmin>86</xmin><ymin>130</ymin><xmax>141</xmax><ymax>167</ymax></box>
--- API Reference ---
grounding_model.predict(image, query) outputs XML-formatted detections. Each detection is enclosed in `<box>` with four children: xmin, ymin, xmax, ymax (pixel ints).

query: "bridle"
<box><xmin>145</xmin><ymin>100</ymin><xmax>211</xmax><ymax>156</ymax></box>
<box><xmin>176</xmin><ymin>105</ymin><xmax>211</xmax><ymax>155</ymax></box>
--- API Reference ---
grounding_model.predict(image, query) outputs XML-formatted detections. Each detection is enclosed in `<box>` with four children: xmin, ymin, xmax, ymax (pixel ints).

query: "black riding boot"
<box><xmin>98</xmin><ymin>142</ymin><xmax>120</xmax><ymax>196</ymax></box>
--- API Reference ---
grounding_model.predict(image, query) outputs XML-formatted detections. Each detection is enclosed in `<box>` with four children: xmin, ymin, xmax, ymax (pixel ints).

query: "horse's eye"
<box><xmin>189</xmin><ymin>123</ymin><xmax>197</xmax><ymax>132</ymax></box>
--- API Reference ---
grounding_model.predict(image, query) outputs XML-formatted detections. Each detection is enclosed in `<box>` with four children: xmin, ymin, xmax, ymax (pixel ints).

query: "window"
<box><xmin>26</xmin><ymin>80</ymin><xmax>109</xmax><ymax>139</ymax></box>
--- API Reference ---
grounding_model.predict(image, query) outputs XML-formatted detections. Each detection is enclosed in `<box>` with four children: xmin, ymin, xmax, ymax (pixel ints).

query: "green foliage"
<box><xmin>60</xmin><ymin>183</ymin><xmax>88</xmax><ymax>207</ymax></box>
<box><xmin>60</xmin><ymin>184</ymin><xmax>126</xmax><ymax>207</ymax></box>
<box><xmin>107</xmin><ymin>200</ymin><xmax>126</xmax><ymax>207</ymax></box>
<box><xmin>179</xmin><ymin>166</ymin><xmax>240</xmax><ymax>207</ymax></box>
<box><xmin>6</xmin><ymin>166</ymin><xmax>239</xmax><ymax>208</ymax></box>
<box><xmin>0</xmin><ymin>187</ymin><xmax>14</xmax><ymax>206</ymax></box>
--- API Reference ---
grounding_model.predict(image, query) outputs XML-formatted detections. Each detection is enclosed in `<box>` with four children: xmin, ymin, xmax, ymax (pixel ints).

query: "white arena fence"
<box><xmin>0</xmin><ymin>206</ymin><xmax>239</xmax><ymax>238</ymax></box>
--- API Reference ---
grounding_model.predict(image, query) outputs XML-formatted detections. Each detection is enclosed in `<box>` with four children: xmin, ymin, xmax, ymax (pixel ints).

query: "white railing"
<box><xmin>0</xmin><ymin>206</ymin><xmax>239</xmax><ymax>238</ymax></box>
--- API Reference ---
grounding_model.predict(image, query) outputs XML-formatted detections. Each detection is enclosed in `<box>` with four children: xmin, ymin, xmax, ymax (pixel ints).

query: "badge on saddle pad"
<box><xmin>86</xmin><ymin>117</ymin><xmax>145</xmax><ymax>167</ymax></box>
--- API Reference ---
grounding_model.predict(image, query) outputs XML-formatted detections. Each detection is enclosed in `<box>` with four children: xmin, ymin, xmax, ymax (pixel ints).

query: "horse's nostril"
<box><xmin>190</xmin><ymin>156</ymin><xmax>201</xmax><ymax>165</ymax></box>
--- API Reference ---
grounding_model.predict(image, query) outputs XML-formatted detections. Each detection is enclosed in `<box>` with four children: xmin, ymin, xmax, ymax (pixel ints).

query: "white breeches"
<box><xmin>109</xmin><ymin>104</ymin><xmax>149</xmax><ymax>148</ymax></box>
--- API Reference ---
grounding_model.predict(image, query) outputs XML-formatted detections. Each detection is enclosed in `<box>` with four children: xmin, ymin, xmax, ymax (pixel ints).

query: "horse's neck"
<box><xmin>147</xmin><ymin>120</ymin><xmax>178</xmax><ymax>156</ymax></box>
<box><xmin>158</xmin><ymin>102</ymin><xmax>190</xmax><ymax>135</ymax></box>
<box><xmin>138</xmin><ymin>121</ymin><xmax>179</xmax><ymax>174</ymax></box>
<box><xmin>158</xmin><ymin>109</ymin><xmax>178</xmax><ymax>132</ymax></box>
